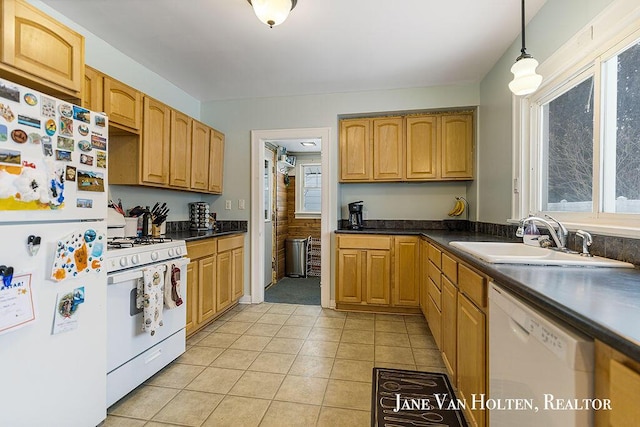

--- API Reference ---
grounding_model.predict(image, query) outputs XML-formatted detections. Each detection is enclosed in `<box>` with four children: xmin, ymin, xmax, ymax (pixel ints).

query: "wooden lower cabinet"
<box><xmin>457</xmin><ymin>293</ymin><xmax>486</xmax><ymax>427</ymax></box>
<box><xmin>419</xmin><ymin>239</ymin><xmax>430</xmax><ymax>317</ymax></box>
<box><xmin>185</xmin><ymin>260</ymin><xmax>198</xmax><ymax>335</ymax></box>
<box><xmin>198</xmin><ymin>255</ymin><xmax>217</xmax><ymax>325</ymax></box>
<box><xmin>393</xmin><ymin>236</ymin><xmax>420</xmax><ymax>307</ymax></box>
<box><xmin>336</xmin><ymin>234</ymin><xmax>422</xmax><ymax>312</ymax></box>
<box><xmin>595</xmin><ymin>340</ymin><xmax>640</xmax><ymax>427</ymax></box>
<box><xmin>421</xmin><ymin>240</ymin><xmax>487</xmax><ymax>427</ymax></box>
<box><xmin>186</xmin><ymin>234</ymin><xmax>245</xmax><ymax>336</ymax></box>
<box><xmin>441</xmin><ymin>275</ymin><xmax>457</xmax><ymax>383</ymax></box>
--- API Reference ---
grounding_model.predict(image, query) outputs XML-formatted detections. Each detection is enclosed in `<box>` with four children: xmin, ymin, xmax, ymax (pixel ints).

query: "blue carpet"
<box><xmin>265</xmin><ymin>277</ymin><xmax>321</xmax><ymax>305</ymax></box>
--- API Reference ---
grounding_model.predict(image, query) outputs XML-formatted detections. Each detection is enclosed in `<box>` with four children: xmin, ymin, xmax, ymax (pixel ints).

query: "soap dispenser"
<box><xmin>523</xmin><ymin>221</ymin><xmax>541</xmax><ymax>247</ymax></box>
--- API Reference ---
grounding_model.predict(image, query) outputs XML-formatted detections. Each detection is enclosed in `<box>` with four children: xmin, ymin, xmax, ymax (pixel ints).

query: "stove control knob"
<box><xmin>131</xmin><ymin>255</ymin><xmax>140</xmax><ymax>265</ymax></box>
<box><xmin>168</xmin><ymin>248</ymin><xmax>175</xmax><ymax>257</ymax></box>
<box><xmin>151</xmin><ymin>252</ymin><xmax>159</xmax><ymax>261</ymax></box>
<box><xmin>176</xmin><ymin>247</ymin><xmax>183</xmax><ymax>256</ymax></box>
<box><xmin>119</xmin><ymin>257</ymin><xmax>128</xmax><ymax>267</ymax></box>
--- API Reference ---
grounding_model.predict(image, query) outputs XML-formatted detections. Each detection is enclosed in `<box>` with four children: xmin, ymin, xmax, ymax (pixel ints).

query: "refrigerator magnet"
<box><xmin>90</xmin><ymin>134</ymin><xmax>106</xmax><ymax>150</ymax></box>
<box><xmin>0</xmin><ymin>103</ymin><xmax>15</xmax><ymax>122</ymax></box>
<box><xmin>96</xmin><ymin>151</ymin><xmax>106</xmax><ymax>168</ymax></box>
<box><xmin>0</xmin><ymin>148</ymin><xmax>21</xmax><ymax>166</ymax></box>
<box><xmin>55</xmin><ymin>150</ymin><xmax>72</xmax><ymax>162</ymax></box>
<box><xmin>23</xmin><ymin>93</ymin><xmax>37</xmax><ymax>106</ymax></box>
<box><xmin>0</xmin><ymin>273</ymin><xmax>36</xmax><ymax>336</ymax></box>
<box><xmin>59</xmin><ymin>117</ymin><xmax>73</xmax><ymax>136</ymax></box>
<box><xmin>77</xmin><ymin>170</ymin><xmax>104</xmax><ymax>192</ymax></box>
<box><xmin>10</xmin><ymin>129</ymin><xmax>27</xmax><ymax>144</ymax></box>
<box><xmin>79</xmin><ymin>154</ymin><xmax>93</xmax><ymax>166</ymax></box>
<box><xmin>76</xmin><ymin>198</ymin><xmax>92</xmax><ymax>208</ymax></box>
<box><xmin>78</xmin><ymin>124</ymin><xmax>89</xmax><ymax>136</ymax></box>
<box><xmin>45</xmin><ymin>119</ymin><xmax>56</xmax><ymax>136</ymax></box>
<box><xmin>72</xmin><ymin>106</ymin><xmax>90</xmax><ymax>123</ymax></box>
<box><xmin>58</xmin><ymin>103</ymin><xmax>72</xmax><ymax>118</ymax></box>
<box><xmin>94</xmin><ymin>115</ymin><xmax>106</xmax><ymax>127</ymax></box>
<box><xmin>57</xmin><ymin>136</ymin><xmax>74</xmax><ymax>151</ymax></box>
<box><xmin>41</xmin><ymin>96</ymin><xmax>56</xmax><ymax>117</ymax></box>
<box><xmin>17</xmin><ymin>115</ymin><xmax>41</xmax><ymax>129</ymax></box>
<box><xmin>0</xmin><ymin>124</ymin><xmax>7</xmax><ymax>141</ymax></box>
<box><xmin>65</xmin><ymin>166</ymin><xmax>76</xmax><ymax>182</ymax></box>
<box><xmin>28</xmin><ymin>132</ymin><xmax>41</xmax><ymax>144</ymax></box>
<box><xmin>0</xmin><ymin>82</ymin><xmax>19</xmax><ymax>102</ymax></box>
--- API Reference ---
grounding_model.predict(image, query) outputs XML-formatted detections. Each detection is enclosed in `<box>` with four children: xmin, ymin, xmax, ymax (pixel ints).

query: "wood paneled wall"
<box><xmin>275</xmin><ymin>172</ymin><xmax>288</xmax><ymax>280</ymax></box>
<box><xmin>287</xmin><ymin>176</ymin><xmax>321</xmax><ymax>240</ymax></box>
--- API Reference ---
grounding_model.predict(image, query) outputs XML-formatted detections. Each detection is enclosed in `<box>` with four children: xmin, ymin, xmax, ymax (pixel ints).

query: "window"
<box><xmin>520</xmin><ymin>24</ymin><xmax>640</xmax><ymax>234</ymax></box>
<box><xmin>295</xmin><ymin>163</ymin><xmax>321</xmax><ymax>218</ymax></box>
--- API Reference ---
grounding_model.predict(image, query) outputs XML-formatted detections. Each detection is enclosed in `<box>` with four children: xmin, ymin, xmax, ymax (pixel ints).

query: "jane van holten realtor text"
<box><xmin>393</xmin><ymin>393</ymin><xmax>612</xmax><ymax>413</ymax></box>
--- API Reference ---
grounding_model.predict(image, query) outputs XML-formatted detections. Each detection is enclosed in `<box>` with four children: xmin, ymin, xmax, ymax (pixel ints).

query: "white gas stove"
<box><xmin>106</xmin><ymin>237</ymin><xmax>187</xmax><ymax>273</ymax></box>
<box><xmin>105</xmin><ymin>236</ymin><xmax>189</xmax><ymax>407</ymax></box>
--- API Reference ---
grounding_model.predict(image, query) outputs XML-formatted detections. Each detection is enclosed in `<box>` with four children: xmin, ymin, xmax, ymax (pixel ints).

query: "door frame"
<box><xmin>250</xmin><ymin>128</ymin><xmax>332</xmax><ymax>307</ymax></box>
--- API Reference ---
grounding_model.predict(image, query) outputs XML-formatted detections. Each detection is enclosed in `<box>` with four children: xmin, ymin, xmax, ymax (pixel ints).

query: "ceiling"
<box><xmin>41</xmin><ymin>0</ymin><xmax>547</xmax><ymax>103</ymax></box>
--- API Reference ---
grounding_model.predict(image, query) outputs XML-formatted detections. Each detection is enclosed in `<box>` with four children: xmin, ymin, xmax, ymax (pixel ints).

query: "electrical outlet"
<box><xmin>239</xmin><ymin>199</ymin><xmax>245</xmax><ymax>210</ymax></box>
<box><xmin>225</xmin><ymin>200</ymin><xmax>232</xmax><ymax>210</ymax></box>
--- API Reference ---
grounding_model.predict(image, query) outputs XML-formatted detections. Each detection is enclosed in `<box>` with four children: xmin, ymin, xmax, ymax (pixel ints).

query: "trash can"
<box><xmin>285</xmin><ymin>238</ymin><xmax>307</xmax><ymax>277</ymax></box>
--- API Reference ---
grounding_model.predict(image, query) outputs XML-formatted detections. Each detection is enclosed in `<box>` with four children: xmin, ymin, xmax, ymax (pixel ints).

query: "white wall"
<box><xmin>201</xmin><ymin>84</ymin><xmax>480</xmax><ymax>223</ymax></box>
<box><xmin>477</xmin><ymin>0</ymin><xmax>614</xmax><ymax>224</ymax></box>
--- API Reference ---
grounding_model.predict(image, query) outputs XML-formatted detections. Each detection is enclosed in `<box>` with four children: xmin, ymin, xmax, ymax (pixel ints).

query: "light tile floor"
<box><xmin>103</xmin><ymin>303</ymin><xmax>447</xmax><ymax>427</ymax></box>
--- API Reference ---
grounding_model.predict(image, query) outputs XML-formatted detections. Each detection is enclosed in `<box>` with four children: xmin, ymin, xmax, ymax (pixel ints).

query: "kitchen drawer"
<box><xmin>217</xmin><ymin>234</ymin><xmax>244</xmax><ymax>252</ymax></box>
<box><xmin>186</xmin><ymin>238</ymin><xmax>216</xmax><ymax>260</ymax></box>
<box><xmin>428</xmin><ymin>244</ymin><xmax>442</xmax><ymax>268</ymax></box>
<box><xmin>458</xmin><ymin>263</ymin><xmax>486</xmax><ymax>308</ymax></box>
<box><xmin>428</xmin><ymin>277</ymin><xmax>442</xmax><ymax>311</ymax></box>
<box><xmin>428</xmin><ymin>261</ymin><xmax>441</xmax><ymax>289</ymax></box>
<box><xmin>337</xmin><ymin>234</ymin><xmax>391</xmax><ymax>250</ymax></box>
<box><xmin>442</xmin><ymin>253</ymin><xmax>458</xmax><ymax>284</ymax></box>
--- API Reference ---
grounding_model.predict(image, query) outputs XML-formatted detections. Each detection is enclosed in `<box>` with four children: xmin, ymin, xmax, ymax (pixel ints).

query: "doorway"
<box><xmin>250</xmin><ymin>128</ymin><xmax>332</xmax><ymax>307</ymax></box>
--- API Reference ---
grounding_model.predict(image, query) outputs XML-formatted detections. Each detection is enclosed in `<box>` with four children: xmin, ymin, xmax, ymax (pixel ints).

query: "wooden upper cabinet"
<box><xmin>169</xmin><ymin>110</ymin><xmax>192</xmax><ymax>188</ymax></box>
<box><xmin>141</xmin><ymin>97</ymin><xmax>170</xmax><ymax>185</ymax></box>
<box><xmin>406</xmin><ymin>115</ymin><xmax>438</xmax><ymax>180</ymax></box>
<box><xmin>82</xmin><ymin>66</ymin><xmax>103</xmax><ymax>112</ymax></box>
<box><xmin>441</xmin><ymin>114</ymin><xmax>473</xmax><ymax>179</ymax></box>
<box><xmin>340</xmin><ymin>119</ymin><xmax>371</xmax><ymax>181</ymax></box>
<box><xmin>191</xmin><ymin>120</ymin><xmax>210</xmax><ymax>191</ymax></box>
<box><xmin>208</xmin><ymin>130</ymin><xmax>225</xmax><ymax>194</ymax></box>
<box><xmin>104</xmin><ymin>76</ymin><xmax>142</xmax><ymax>132</ymax></box>
<box><xmin>373</xmin><ymin>117</ymin><xmax>403</xmax><ymax>181</ymax></box>
<box><xmin>0</xmin><ymin>0</ymin><xmax>84</xmax><ymax>99</ymax></box>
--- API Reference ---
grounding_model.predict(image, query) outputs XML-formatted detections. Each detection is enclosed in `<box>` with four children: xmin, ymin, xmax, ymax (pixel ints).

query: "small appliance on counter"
<box><xmin>348</xmin><ymin>201</ymin><xmax>364</xmax><ymax>230</ymax></box>
<box><xmin>107</xmin><ymin>208</ymin><xmax>126</xmax><ymax>238</ymax></box>
<box><xmin>189</xmin><ymin>202</ymin><xmax>210</xmax><ymax>230</ymax></box>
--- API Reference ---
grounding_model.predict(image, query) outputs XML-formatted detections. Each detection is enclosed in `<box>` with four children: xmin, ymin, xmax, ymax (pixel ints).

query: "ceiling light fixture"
<box><xmin>508</xmin><ymin>0</ymin><xmax>543</xmax><ymax>96</ymax></box>
<box><xmin>247</xmin><ymin>0</ymin><xmax>297</xmax><ymax>28</ymax></box>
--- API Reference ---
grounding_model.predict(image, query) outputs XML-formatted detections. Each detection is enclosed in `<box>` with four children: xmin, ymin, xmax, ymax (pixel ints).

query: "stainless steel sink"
<box><xmin>449</xmin><ymin>241</ymin><xmax>634</xmax><ymax>268</ymax></box>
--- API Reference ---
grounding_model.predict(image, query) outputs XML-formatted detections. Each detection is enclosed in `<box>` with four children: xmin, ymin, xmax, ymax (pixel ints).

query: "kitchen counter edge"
<box><xmin>335</xmin><ymin>228</ymin><xmax>640</xmax><ymax>362</ymax></box>
<box><xmin>165</xmin><ymin>230</ymin><xmax>246</xmax><ymax>242</ymax></box>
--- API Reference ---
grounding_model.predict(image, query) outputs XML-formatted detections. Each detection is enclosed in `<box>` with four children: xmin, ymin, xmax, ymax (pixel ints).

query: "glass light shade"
<box><xmin>251</xmin><ymin>0</ymin><xmax>293</xmax><ymax>27</ymax></box>
<box><xmin>509</xmin><ymin>57</ymin><xmax>543</xmax><ymax>96</ymax></box>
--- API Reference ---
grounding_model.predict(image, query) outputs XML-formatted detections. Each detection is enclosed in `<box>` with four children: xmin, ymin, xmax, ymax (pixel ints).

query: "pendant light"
<box><xmin>509</xmin><ymin>0</ymin><xmax>543</xmax><ymax>96</ymax></box>
<box><xmin>247</xmin><ymin>0</ymin><xmax>297</xmax><ymax>28</ymax></box>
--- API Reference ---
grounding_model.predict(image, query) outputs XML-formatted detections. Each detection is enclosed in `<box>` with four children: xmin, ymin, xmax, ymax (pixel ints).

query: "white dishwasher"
<box><xmin>489</xmin><ymin>283</ymin><xmax>594</xmax><ymax>427</ymax></box>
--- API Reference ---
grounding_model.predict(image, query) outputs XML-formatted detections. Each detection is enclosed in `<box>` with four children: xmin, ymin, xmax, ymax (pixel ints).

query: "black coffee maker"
<box><xmin>348</xmin><ymin>201</ymin><xmax>364</xmax><ymax>230</ymax></box>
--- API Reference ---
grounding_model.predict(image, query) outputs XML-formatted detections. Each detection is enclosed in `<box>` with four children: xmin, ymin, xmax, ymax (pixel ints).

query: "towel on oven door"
<box><xmin>164</xmin><ymin>263</ymin><xmax>184</xmax><ymax>309</ymax></box>
<box><xmin>136</xmin><ymin>265</ymin><xmax>165</xmax><ymax>336</ymax></box>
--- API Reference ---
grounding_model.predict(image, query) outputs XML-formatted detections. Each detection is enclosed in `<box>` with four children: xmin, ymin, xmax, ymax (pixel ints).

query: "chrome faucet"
<box><xmin>576</xmin><ymin>230</ymin><xmax>593</xmax><ymax>257</ymax></box>
<box><xmin>517</xmin><ymin>215</ymin><xmax>567</xmax><ymax>250</ymax></box>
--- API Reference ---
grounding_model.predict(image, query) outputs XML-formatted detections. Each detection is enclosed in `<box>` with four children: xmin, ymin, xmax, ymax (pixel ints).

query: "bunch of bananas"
<box><xmin>447</xmin><ymin>197</ymin><xmax>466</xmax><ymax>217</ymax></box>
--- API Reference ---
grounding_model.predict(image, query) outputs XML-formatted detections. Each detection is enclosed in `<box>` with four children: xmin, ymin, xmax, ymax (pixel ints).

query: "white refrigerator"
<box><xmin>0</xmin><ymin>77</ymin><xmax>108</xmax><ymax>426</ymax></box>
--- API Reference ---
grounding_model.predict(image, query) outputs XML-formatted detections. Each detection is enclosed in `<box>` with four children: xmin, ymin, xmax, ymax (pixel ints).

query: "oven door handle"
<box><xmin>107</xmin><ymin>258</ymin><xmax>190</xmax><ymax>284</ymax></box>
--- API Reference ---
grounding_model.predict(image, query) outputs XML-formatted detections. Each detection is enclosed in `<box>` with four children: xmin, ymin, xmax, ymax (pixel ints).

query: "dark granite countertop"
<box><xmin>336</xmin><ymin>228</ymin><xmax>640</xmax><ymax>362</ymax></box>
<box><xmin>165</xmin><ymin>229</ymin><xmax>246</xmax><ymax>242</ymax></box>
